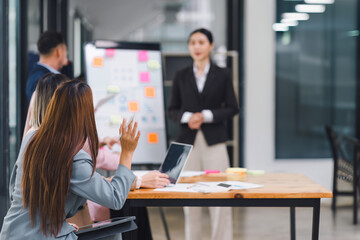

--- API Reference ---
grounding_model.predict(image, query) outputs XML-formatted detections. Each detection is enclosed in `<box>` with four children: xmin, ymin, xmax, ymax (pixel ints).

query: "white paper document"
<box><xmin>154</xmin><ymin>183</ymin><xmax>197</xmax><ymax>192</ymax></box>
<box><xmin>180</xmin><ymin>171</ymin><xmax>205</xmax><ymax>178</ymax></box>
<box><xmin>153</xmin><ymin>181</ymin><xmax>263</xmax><ymax>193</ymax></box>
<box><xmin>196</xmin><ymin>181</ymin><xmax>263</xmax><ymax>190</ymax></box>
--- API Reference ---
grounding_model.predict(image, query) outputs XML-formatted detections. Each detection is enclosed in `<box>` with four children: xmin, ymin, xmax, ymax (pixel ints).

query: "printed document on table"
<box><xmin>196</xmin><ymin>181</ymin><xmax>263</xmax><ymax>190</ymax></box>
<box><xmin>180</xmin><ymin>171</ymin><xmax>204</xmax><ymax>178</ymax></box>
<box><xmin>154</xmin><ymin>183</ymin><xmax>196</xmax><ymax>192</ymax></box>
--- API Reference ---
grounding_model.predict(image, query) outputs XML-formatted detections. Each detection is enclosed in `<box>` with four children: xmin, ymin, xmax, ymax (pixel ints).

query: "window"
<box><xmin>275</xmin><ymin>0</ymin><xmax>358</xmax><ymax>158</ymax></box>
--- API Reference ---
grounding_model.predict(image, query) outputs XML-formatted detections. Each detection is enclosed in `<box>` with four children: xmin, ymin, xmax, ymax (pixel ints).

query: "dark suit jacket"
<box><xmin>26</xmin><ymin>64</ymin><xmax>50</xmax><ymax>103</ymax></box>
<box><xmin>167</xmin><ymin>63</ymin><xmax>239</xmax><ymax>146</ymax></box>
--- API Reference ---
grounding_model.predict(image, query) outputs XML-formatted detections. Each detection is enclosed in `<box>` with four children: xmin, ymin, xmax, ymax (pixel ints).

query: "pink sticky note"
<box><xmin>105</xmin><ymin>49</ymin><xmax>116</xmax><ymax>57</ymax></box>
<box><xmin>138</xmin><ymin>50</ymin><xmax>149</xmax><ymax>62</ymax></box>
<box><xmin>139</xmin><ymin>72</ymin><xmax>150</xmax><ymax>83</ymax></box>
<box><xmin>204</xmin><ymin>170</ymin><xmax>220</xmax><ymax>174</ymax></box>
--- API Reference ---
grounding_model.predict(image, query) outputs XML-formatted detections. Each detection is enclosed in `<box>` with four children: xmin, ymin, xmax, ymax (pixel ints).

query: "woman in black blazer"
<box><xmin>167</xmin><ymin>28</ymin><xmax>239</xmax><ymax>240</ymax></box>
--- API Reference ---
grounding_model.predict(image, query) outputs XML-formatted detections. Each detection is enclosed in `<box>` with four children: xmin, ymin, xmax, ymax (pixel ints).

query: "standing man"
<box><xmin>26</xmin><ymin>31</ymin><xmax>68</xmax><ymax>103</ymax></box>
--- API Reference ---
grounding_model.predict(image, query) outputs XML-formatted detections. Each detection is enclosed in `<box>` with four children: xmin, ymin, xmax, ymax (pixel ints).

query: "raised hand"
<box><xmin>118</xmin><ymin>118</ymin><xmax>140</xmax><ymax>169</ymax></box>
<box><xmin>119</xmin><ymin>118</ymin><xmax>141</xmax><ymax>154</ymax></box>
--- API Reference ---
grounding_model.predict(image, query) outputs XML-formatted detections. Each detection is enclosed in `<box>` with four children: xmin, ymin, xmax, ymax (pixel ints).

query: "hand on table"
<box><xmin>141</xmin><ymin>171</ymin><xmax>170</xmax><ymax>188</ymax></box>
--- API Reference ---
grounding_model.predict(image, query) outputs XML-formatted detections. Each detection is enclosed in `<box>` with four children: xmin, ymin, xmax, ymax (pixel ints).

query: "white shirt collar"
<box><xmin>193</xmin><ymin>62</ymin><xmax>210</xmax><ymax>78</ymax></box>
<box><xmin>37</xmin><ymin>62</ymin><xmax>60</xmax><ymax>74</ymax></box>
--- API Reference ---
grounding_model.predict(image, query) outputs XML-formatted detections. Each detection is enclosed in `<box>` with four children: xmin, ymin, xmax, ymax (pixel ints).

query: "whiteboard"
<box><xmin>84</xmin><ymin>41</ymin><xmax>167</xmax><ymax>164</ymax></box>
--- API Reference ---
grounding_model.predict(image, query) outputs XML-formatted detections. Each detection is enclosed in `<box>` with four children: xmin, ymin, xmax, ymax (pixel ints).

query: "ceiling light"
<box><xmin>296</xmin><ymin>4</ymin><xmax>326</xmax><ymax>13</ymax></box>
<box><xmin>281</xmin><ymin>19</ymin><xmax>299</xmax><ymax>26</ymax></box>
<box><xmin>304</xmin><ymin>0</ymin><xmax>334</xmax><ymax>4</ymax></box>
<box><xmin>282</xmin><ymin>12</ymin><xmax>310</xmax><ymax>21</ymax></box>
<box><xmin>273</xmin><ymin>23</ymin><xmax>289</xmax><ymax>32</ymax></box>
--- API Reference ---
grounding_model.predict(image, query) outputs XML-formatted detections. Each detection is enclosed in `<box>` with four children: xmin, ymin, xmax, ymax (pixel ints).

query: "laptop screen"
<box><xmin>159</xmin><ymin>142</ymin><xmax>193</xmax><ymax>184</ymax></box>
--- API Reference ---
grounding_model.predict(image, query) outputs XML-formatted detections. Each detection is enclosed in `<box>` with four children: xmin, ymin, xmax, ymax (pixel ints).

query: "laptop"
<box><xmin>159</xmin><ymin>142</ymin><xmax>193</xmax><ymax>185</ymax></box>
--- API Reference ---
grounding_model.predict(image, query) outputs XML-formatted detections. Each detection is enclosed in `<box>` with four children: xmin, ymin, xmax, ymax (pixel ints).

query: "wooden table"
<box><xmin>127</xmin><ymin>173</ymin><xmax>332</xmax><ymax>240</ymax></box>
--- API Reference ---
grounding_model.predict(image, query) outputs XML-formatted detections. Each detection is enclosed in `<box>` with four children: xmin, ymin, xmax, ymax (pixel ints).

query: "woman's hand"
<box><xmin>118</xmin><ymin>119</ymin><xmax>140</xmax><ymax>169</ymax></box>
<box><xmin>101</xmin><ymin>136</ymin><xmax>119</xmax><ymax>149</ymax></box>
<box><xmin>141</xmin><ymin>171</ymin><xmax>170</xmax><ymax>188</ymax></box>
<box><xmin>68</xmin><ymin>222</ymin><xmax>79</xmax><ymax>232</ymax></box>
<box><xmin>119</xmin><ymin>118</ymin><xmax>140</xmax><ymax>153</ymax></box>
<box><xmin>188</xmin><ymin>112</ymin><xmax>203</xmax><ymax>130</ymax></box>
<box><xmin>102</xmin><ymin>176</ymin><xmax>114</xmax><ymax>183</ymax></box>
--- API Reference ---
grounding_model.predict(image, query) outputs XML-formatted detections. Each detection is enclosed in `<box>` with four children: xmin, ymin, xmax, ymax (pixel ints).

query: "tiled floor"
<box><xmin>148</xmin><ymin>202</ymin><xmax>360</xmax><ymax>240</ymax></box>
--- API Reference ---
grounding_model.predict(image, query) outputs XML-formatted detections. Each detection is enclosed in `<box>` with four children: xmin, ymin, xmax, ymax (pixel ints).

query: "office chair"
<box><xmin>325</xmin><ymin>126</ymin><xmax>360</xmax><ymax>224</ymax></box>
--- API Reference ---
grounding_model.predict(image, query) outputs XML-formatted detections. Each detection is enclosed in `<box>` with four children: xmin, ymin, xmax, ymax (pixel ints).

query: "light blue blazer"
<box><xmin>0</xmin><ymin>130</ymin><xmax>135</xmax><ymax>239</ymax></box>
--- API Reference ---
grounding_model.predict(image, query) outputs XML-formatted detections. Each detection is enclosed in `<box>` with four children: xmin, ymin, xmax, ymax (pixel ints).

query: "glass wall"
<box><xmin>8</xmin><ymin>0</ymin><xmax>17</xmax><ymax>170</ymax></box>
<box><xmin>274</xmin><ymin>0</ymin><xmax>358</xmax><ymax>159</ymax></box>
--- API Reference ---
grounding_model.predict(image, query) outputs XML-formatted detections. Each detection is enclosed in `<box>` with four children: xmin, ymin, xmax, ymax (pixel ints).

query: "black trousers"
<box><xmin>110</xmin><ymin>202</ymin><xmax>152</xmax><ymax>240</ymax></box>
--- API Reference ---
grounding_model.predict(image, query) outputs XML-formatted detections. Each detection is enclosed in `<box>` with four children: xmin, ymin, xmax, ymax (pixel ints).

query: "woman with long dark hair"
<box><xmin>1</xmin><ymin>80</ymin><xmax>140</xmax><ymax>239</ymax></box>
<box><xmin>167</xmin><ymin>28</ymin><xmax>239</xmax><ymax>240</ymax></box>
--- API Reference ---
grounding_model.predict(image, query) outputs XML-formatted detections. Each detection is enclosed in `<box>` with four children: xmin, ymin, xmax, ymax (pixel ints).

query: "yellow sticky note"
<box><xmin>145</xmin><ymin>87</ymin><xmax>156</xmax><ymax>98</ymax></box>
<box><xmin>110</xmin><ymin>115</ymin><xmax>122</xmax><ymax>125</ymax></box>
<box><xmin>93</xmin><ymin>57</ymin><xmax>104</xmax><ymax>67</ymax></box>
<box><xmin>148</xmin><ymin>133</ymin><xmax>158</xmax><ymax>144</ymax></box>
<box><xmin>128</xmin><ymin>101</ymin><xmax>139</xmax><ymax>112</ymax></box>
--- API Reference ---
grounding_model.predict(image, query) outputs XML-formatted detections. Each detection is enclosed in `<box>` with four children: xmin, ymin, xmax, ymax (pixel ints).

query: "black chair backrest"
<box><xmin>325</xmin><ymin>126</ymin><xmax>359</xmax><ymax>183</ymax></box>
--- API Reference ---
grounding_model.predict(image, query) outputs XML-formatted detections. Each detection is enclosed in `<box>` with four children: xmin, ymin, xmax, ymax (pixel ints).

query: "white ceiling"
<box><xmin>69</xmin><ymin>0</ymin><xmax>182</xmax><ymax>40</ymax></box>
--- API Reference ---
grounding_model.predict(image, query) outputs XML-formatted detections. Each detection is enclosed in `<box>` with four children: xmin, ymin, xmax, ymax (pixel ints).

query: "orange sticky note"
<box><xmin>93</xmin><ymin>57</ymin><xmax>104</xmax><ymax>67</ymax></box>
<box><xmin>128</xmin><ymin>101</ymin><xmax>139</xmax><ymax>112</ymax></box>
<box><xmin>148</xmin><ymin>133</ymin><xmax>158</xmax><ymax>144</ymax></box>
<box><xmin>145</xmin><ymin>87</ymin><xmax>156</xmax><ymax>98</ymax></box>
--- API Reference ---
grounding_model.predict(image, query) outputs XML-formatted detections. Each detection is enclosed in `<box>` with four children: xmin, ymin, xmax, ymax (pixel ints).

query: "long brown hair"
<box><xmin>22</xmin><ymin>80</ymin><xmax>99</xmax><ymax>237</ymax></box>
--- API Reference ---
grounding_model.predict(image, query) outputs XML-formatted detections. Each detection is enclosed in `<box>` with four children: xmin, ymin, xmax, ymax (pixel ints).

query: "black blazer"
<box><xmin>167</xmin><ymin>63</ymin><xmax>239</xmax><ymax>146</ymax></box>
<box><xmin>26</xmin><ymin>64</ymin><xmax>51</xmax><ymax>103</ymax></box>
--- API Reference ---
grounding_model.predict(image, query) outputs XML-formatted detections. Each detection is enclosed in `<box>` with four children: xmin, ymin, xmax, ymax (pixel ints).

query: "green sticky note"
<box><xmin>107</xmin><ymin>85</ymin><xmax>120</xmax><ymax>94</ymax></box>
<box><xmin>246</xmin><ymin>170</ymin><xmax>265</xmax><ymax>176</ymax></box>
<box><xmin>110</xmin><ymin>115</ymin><xmax>122</xmax><ymax>125</ymax></box>
<box><xmin>148</xmin><ymin>60</ymin><xmax>160</xmax><ymax>70</ymax></box>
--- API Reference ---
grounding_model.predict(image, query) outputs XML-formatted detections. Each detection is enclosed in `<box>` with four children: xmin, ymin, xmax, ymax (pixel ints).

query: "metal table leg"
<box><xmin>312</xmin><ymin>199</ymin><xmax>320</xmax><ymax>240</ymax></box>
<box><xmin>290</xmin><ymin>206</ymin><xmax>296</xmax><ymax>240</ymax></box>
<box><xmin>159</xmin><ymin>207</ymin><xmax>171</xmax><ymax>240</ymax></box>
